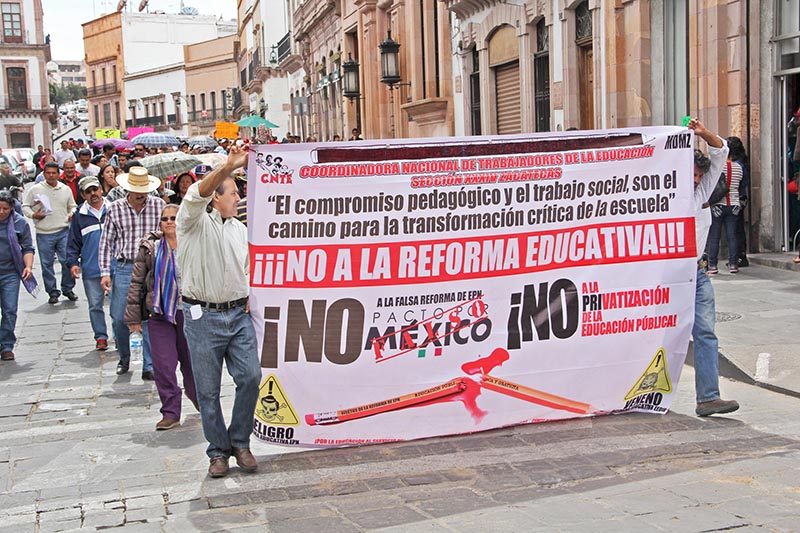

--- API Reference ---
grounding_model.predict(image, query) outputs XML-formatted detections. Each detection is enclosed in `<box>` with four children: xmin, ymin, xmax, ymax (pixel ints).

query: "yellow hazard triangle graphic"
<box><xmin>255</xmin><ymin>374</ymin><xmax>300</xmax><ymax>426</ymax></box>
<box><xmin>624</xmin><ymin>348</ymin><xmax>673</xmax><ymax>401</ymax></box>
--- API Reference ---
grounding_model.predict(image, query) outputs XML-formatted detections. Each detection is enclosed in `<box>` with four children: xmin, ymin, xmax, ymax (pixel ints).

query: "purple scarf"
<box><xmin>152</xmin><ymin>238</ymin><xmax>178</xmax><ymax>324</ymax></box>
<box><xmin>6</xmin><ymin>215</ymin><xmax>38</xmax><ymax>297</ymax></box>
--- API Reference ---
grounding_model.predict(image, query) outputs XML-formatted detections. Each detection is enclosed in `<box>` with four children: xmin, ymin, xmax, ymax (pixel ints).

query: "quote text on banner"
<box><xmin>246</xmin><ymin>126</ymin><xmax>698</xmax><ymax>448</ymax></box>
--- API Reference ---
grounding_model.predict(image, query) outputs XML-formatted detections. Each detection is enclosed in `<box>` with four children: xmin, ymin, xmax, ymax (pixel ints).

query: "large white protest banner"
<box><xmin>247</xmin><ymin>127</ymin><xmax>697</xmax><ymax>447</ymax></box>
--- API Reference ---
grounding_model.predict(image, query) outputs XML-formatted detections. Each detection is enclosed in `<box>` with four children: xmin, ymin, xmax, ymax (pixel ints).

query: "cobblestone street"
<box><xmin>1</xmin><ymin>264</ymin><xmax>799</xmax><ymax>532</ymax></box>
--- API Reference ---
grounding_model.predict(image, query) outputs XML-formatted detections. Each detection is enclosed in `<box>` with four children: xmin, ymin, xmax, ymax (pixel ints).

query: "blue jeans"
<box><xmin>693</xmin><ymin>269</ymin><xmax>720</xmax><ymax>403</ymax></box>
<box><xmin>0</xmin><ymin>271</ymin><xmax>20</xmax><ymax>352</ymax></box>
<box><xmin>83</xmin><ymin>277</ymin><xmax>108</xmax><ymax>341</ymax></box>
<box><xmin>109</xmin><ymin>260</ymin><xmax>152</xmax><ymax>371</ymax></box>
<box><xmin>708</xmin><ymin>205</ymin><xmax>739</xmax><ymax>267</ymax></box>
<box><xmin>182</xmin><ymin>302</ymin><xmax>260</xmax><ymax>458</ymax></box>
<box><xmin>36</xmin><ymin>228</ymin><xmax>75</xmax><ymax>297</ymax></box>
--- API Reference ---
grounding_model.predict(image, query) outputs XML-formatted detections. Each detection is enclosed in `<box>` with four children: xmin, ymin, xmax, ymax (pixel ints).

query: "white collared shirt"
<box><xmin>176</xmin><ymin>181</ymin><xmax>249</xmax><ymax>303</ymax></box>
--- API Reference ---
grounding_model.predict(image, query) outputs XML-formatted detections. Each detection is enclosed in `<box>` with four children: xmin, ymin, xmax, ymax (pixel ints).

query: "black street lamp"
<box><xmin>342</xmin><ymin>53</ymin><xmax>360</xmax><ymax>100</ymax></box>
<box><xmin>379</xmin><ymin>30</ymin><xmax>401</xmax><ymax>86</ymax></box>
<box><xmin>379</xmin><ymin>29</ymin><xmax>410</xmax><ymax>138</ymax></box>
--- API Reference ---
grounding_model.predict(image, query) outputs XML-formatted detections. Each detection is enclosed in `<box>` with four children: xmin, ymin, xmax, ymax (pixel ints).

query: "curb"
<box><xmin>746</xmin><ymin>254</ymin><xmax>800</xmax><ymax>272</ymax></box>
<box><xmin>717</xmin><ymin>349</ymin><xmax>800</xmax><ymax>400</ymax></box>
<box><xmin>686</xmin><ymin>347</ymin><xmax>800</xmax><ymax>400</ymax></box>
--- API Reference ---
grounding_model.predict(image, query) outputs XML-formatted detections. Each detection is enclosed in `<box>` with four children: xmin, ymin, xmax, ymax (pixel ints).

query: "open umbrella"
<box><xmin>139</xmin><ymin>152</ymin><xmax>201</xmax><ymax>180</ymax></box>
<box><xmin>196</xmin><ymin>152</ymin><xmax>227</xmax><ymax>169</ymax></box>
<box><xmin>131</xmin><ymin>133</ymin><xmax>181</xmax><ymax>149</ymax></box>
<box><xmin>187</xmin><ymin>135</ymin><xmax>218</xmax><ymax>150</ymax></box>
<box><xmin>91</xmin><ymin>138</ymin><xmax>134</xmax><ymax>151</ymax></box>
<box><xmin>236</xmin><ymin>115</ymin><xmax>278</xmax><ymax>129</ymax></box>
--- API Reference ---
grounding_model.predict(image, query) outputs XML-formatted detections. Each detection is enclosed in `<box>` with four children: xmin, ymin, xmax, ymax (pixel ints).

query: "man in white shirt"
<box><xmin>176</xmin><ymin>143</ymin><xmax>260</xmax><ymax>478</ymax></box>
<box><xmin>686</xmin><ymin>118</ymin><xmax>738</xmax><ymax>417</ymax></box>
<box><xmin>54</xmin><ymin>140</ymin><xmax>77</xmax><ymax>169</ymax></box>
<box><xmin>76</xmin><ymin>149</ymin><xmax>100</xmax><ymax>177</ymax></box>
<box><xmin>22</xmin><ymin>162</ymin><xmax>78</xmax><ymax>304</ymax></box>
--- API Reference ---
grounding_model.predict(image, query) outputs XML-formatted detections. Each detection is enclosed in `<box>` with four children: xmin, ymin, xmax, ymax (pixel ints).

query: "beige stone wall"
<box><xmin>82</xmin><ymin>12</ymin><xmax>124</xmax><ymax>134</ymax></box>
<box><xmin>185</xmin><ymin>35</ymin><xmax>238</xmax><ymax>136</ymax></box>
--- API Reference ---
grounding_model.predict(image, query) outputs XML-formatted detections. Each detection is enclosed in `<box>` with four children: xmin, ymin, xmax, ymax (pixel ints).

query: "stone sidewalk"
<box><xmin>712</xmin><ymin>253</ymin><xmax>800</xmax><ymax>397</ymax></box>
<box><xmin>1</xmin><ymin>264</ymin><xmax>799</xmax><ymax>532</ymax></box>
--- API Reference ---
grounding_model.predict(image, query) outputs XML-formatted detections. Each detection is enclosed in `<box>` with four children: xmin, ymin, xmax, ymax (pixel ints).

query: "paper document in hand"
<box><xmin>32</xmin><ymin>194</ymin><xmax>52</xmax><ymax>215</ymax></box>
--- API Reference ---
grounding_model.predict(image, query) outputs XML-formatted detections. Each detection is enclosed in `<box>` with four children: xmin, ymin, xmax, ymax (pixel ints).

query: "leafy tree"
<box><xmin>49</xmin><ymin>82</ymin><xmax>88</xmax><ymax>107</ymax></box>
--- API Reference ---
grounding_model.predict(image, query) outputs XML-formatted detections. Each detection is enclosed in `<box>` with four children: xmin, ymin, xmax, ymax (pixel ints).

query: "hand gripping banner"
<box><xmin>247</xmin><ymin>127</ymin><xmax>697</xmax><ymax>447</ymax></box>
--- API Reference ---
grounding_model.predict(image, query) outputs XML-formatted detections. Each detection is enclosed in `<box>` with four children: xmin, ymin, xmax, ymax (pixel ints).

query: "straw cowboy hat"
<box><xmin>117</xmin><ymin>166</ymin><xmax>161</xmax><ymax>193</ymax></box>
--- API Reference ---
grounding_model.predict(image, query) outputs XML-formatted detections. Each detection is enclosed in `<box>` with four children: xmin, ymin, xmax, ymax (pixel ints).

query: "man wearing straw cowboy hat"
<box><xmin>99</xmin><ymin>166</ymin><xmax>165</xmax><ymax>378</ymax></box>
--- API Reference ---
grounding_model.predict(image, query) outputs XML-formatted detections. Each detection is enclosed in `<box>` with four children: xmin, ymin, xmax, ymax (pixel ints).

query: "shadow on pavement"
<box><xmin>0</xmin><ymin>360</ymin><xmax>34</xmax><ymax>381</ymax></box>
<box><xmin>184</xmin><ymin>411</ymin><xmax>800</xmax><ymax>532</ymax></box>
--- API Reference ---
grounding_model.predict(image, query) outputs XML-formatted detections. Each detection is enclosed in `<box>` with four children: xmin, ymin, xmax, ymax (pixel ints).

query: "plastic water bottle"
<box><xmin>129</xmin><ymin>331</ymin><xmax>143</xmax><ymax>362</ymax></box>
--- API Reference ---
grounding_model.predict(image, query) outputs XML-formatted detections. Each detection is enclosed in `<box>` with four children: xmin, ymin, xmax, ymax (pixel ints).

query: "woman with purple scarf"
<box><xmin>0</xmin><ymin>191</ymin><xmax>36</xmax><ymax>361</ymax></box>
<box><xmin>124</xmin><ymin>204</ymin><xmax>198</xmax><ymax>430</ymax></box>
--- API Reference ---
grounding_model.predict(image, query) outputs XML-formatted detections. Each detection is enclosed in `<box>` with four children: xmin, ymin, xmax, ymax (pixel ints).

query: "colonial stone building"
<box><xmin>242</xmin><ymin>0</ymin><xmax>797</xmax><ymax>253</ymax></box>
<box><xmin>0</xmin><ymin>0</ymin><xmax>52</xmax><ymax>147</ymax></box>
<box><xmin>234</xmin><ymin>0</ymin><xmax>292</xmax><ymax>133</ymax></box>
<box><xmin>81</xmin><ymin>11</ymin><xmax>125</xmax><ymax>135</ymax></box>
<box><xmin>184</xmin><ymin>34</ymin><xmax>238</xmax><ymax>137</ymax></box>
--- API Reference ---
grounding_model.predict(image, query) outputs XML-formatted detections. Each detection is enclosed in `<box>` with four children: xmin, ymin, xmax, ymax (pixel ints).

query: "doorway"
<box><xmin>779</xmin><ymin>74</ymin><xmax>800</xmax><ymax>251</ymax></box>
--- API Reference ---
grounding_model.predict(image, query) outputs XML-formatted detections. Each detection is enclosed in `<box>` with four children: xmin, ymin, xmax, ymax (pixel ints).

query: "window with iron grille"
<box><xmin>534</xmin><ymin>19</ymin><xmax>550</xmax><ymax>132</ymax></box>
<box><xmin>1</xmin><ymin>3</ymin><xmax>22</xmax><ymax>43</ymax></box>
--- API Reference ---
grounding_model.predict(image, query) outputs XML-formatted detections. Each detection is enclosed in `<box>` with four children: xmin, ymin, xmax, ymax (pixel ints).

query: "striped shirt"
<box><xmin>236</xmin><ymin>197</ymin><xmax>247</xmax><ymax>226</ymax></box>
<box><xmin>99</xmin><ymin>195</ymin><xmax>165</xmax><ymax>277</ymax></box>
<box><xmin>713</xmin><ymin>160</ymin><xmax>744</xmax><ymax>207</ymax></box>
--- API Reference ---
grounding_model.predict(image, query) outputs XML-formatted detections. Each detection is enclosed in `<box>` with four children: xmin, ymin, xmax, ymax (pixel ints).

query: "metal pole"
<box><xmin>389</xmin><ymin>86</ymin><xmax>395</xmax><ymax>139</ymax></box>
<box><xmin>782</xmin><ymin>77</ymin><xmax>790</xmax><ymax>252</ymax></box>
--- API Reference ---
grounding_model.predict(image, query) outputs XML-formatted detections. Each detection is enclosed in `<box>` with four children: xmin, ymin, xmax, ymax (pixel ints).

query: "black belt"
<box><xmin>184</xmin><ymin>296</ymin><xmax>248</xmax><ymax>311</ymax></box>
<box><xmin>116</xmin><ymin>258</ymin><xmax>135</xmax><ymax>264</ymax></box>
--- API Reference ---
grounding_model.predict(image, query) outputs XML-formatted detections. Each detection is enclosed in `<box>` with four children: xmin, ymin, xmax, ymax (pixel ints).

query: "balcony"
<box><xmin>4</xmin><ymin>97</ymin><xmax>28</xmax><ymax>110</ymax></box>
<box><xmin>126</xmin><ymin>114</ymin><xmax>178</xmax><ymax>130</ymax></box>
<box><xmin>255</xmin><ymin>46</ymin><xmax>278</xmax><ymax>82</ymax></box>
<box><xmin>232</xmin><ymin>88</ymin><xmax>248</xmax><ymax>119</ymax></box>
<box><xmin>0</xmin><ymin>33</ymin><xmax>51</xmax><ymax>61</ymax></box>
<box><xmin>87</xmin><ymin>83</ymin><xmax>119</xmax><ymax>98</ymax></box>
<box><xmin>243</xmin><ymin>48</ymin><xmax>262</xmax><ymax>92</ymax></box>
<box><xmin>134</xmin><ymin>116</ymin><xmax>165</xmax><ymax>127</ymax></box>
<box><xmin>187</xmin><ymin>108</ymin><xmax>230</xmax><ymax>124</ymax></box>
<box><xmin>0</xmin><ymin>94</ymin><xmax>53</xmax><ymax>114</ymax></box>
<box><xmin>276</xmin><ymin>31</ymin><xmax>303</xmax><ymax>74</ymax></box>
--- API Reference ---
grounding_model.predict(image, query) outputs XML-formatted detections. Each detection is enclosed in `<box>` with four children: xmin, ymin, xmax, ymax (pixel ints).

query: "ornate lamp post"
<box><xmin>379</xmin><ymin>30</ymin><xmax>409</xmax><ymax>138</ymax></box>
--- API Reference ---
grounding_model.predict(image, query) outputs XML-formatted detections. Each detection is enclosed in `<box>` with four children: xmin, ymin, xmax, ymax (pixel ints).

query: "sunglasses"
<box><xmin>84</xmin><ymin>186</ymin><xmax>100</xmax><ymax>193</ymax></box>
<box><xmin>160</xmin><ymin>216</ymin><xmax>177</xmax><ymax>222</ymax></box>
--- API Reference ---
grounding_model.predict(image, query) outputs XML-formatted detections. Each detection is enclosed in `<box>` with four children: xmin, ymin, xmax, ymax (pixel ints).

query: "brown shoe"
<box><xmin>208</xmin><ymin>456</ymin><xmax>229</xmax><ymax>478</ymax></box>
<box><xmin>231</xmin><ymin>447</ymin><xmax>258</xmax><ymax>472</ymax></box>
<box><xmin>0</xmin><ymin>351</ymin><xmax>14</xmax><ymax>361</ymax></box>
<box><xmin>155</xmin><ymin>417</ymin><xmax>180</xmax><ymax>431</ymax></box>
<box><xmin>696</xmin><ymin>399</ymin><xmax>740</xmax><ymax>417</ymax></box>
